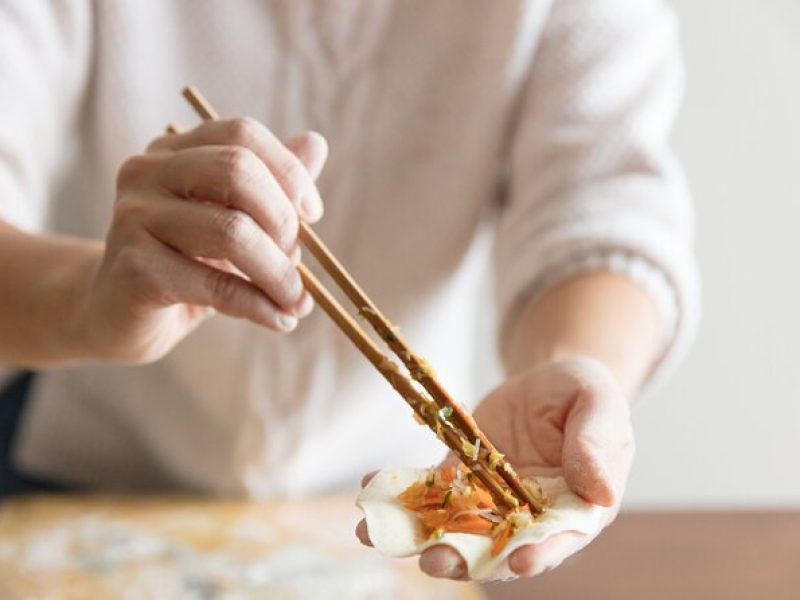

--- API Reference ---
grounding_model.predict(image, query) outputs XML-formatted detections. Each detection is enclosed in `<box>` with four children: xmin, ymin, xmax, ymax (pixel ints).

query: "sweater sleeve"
<box><xmin>493</xmin><ymin>0</ymin><xmax>700</xmax><ymax>389</ymax></box>
<box><xmin>0</xmin><ymin>1</ymin><xmax>92</xmax><ymax>231</ymax></box>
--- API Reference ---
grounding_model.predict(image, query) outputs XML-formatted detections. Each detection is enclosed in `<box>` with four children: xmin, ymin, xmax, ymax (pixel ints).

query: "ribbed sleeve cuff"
<box><xmin>496</xmin><ymin>221</ymin><xmax>701</xmax><ymax>396</ymax></box>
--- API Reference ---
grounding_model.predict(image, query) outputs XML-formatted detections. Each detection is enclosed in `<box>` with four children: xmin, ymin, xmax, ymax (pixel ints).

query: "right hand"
<box><xmin>72</xmin><ymin>118</ymin><xmax>328</xmax><ymax>363</ymax></box>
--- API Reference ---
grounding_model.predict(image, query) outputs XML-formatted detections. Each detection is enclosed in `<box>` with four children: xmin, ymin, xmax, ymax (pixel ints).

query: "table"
<box><xmin>7</xmin><ymin>498</ymin><xmax>796</xmax><ymax>599</ymax></box>
<box><xmin>483</xmin><ymin>511</ymin><xmax>800</xmax><ymax>600</ymax></box>
<box><xmin>0</xmin><ymin>493</ymin><xmax>484</xmax><ymax>599</ymax></box>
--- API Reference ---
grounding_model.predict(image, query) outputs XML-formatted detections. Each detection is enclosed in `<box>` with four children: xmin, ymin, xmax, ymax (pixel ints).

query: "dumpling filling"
<box><xmin>357</xmin><ymin>468</ymin><xmax>608</xmax><ymax>581</ymax></box>
<box><xmin>397</xmin><ymin>465</ymin><xmax>538</xmax><ymax>557</ymax></box>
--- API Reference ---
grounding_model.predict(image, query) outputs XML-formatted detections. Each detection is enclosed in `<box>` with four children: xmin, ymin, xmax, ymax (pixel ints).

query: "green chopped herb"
<box><xmin>439</xmin><ymin>406</ymin><xmax>454</xmax><ymax>422</ymax></box>
<box><xmin>441</xmin><ymin>490</ymin><xmax>453</xmax><ymax>508</ymax></box>
<box><xmin>425</xmin><ymin>472</ymin><xmax>436</xmax><ymax>487</ymax></box>
<box><xmin>472</xmin><ymin>438</ymin><xmax>481</xmax><ymax>461</ymax></box>
<box><xmin>502</xmin><ymin>491</ymin><xmax>520</xmax><ymax>508</ymax></box>
<box><xmin>488</xmin><ymin>450</ymin><xmax>505</xmax><ymax>470</ymax></box>
<box><xmin>461</xmin><ymin>438</ymin><xmax>476</xmax><ymax>460</ymax></box>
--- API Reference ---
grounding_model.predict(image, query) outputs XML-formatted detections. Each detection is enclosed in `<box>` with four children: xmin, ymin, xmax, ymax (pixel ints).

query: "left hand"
<box><xmin>356</xmin><ymin>356</ymin><xmax>635</xmax><ymax>580</ymax></box>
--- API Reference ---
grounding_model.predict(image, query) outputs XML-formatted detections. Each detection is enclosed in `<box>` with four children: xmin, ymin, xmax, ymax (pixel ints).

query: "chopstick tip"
<box><xmin>181</xmin><ymin>85</ymin><xmax>218</xmax><ymax>121</ymax></box>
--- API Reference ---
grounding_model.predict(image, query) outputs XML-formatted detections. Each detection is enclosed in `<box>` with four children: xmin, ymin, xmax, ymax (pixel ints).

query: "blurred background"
<box><xmin>469</xmin><ymin>0</ymin><xmax>800</xmax><ymax>511</ymax></box>
<box><xmin>488</xmin><ymin>0</ymin><xmax>800</xmax><ymax>597</ymax></box>
<box><xmin>628</xmin><ymin>0</ymin><xmax>800</xmax><ymax>509</ymax></box>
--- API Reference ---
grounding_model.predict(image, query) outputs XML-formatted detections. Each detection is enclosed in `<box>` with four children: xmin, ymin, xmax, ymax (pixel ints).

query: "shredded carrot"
<box><xmin>420</xmin><ymin>509</ymin><xmax>451</xmax><ymax>529</ymax></box>
<box><xmin>473</xmin><ymin>485</ymin><xmax>494</xmax><ymax>508</ymax></box>
<box><xmin>443</xmin><ymin>514</ymin><xmax>494</xmax><ymax>535</ymax></box>
<box><xmin>400</xmin><ymin>485</ymin><xmax>449</xmax><ymax>511</ymax></box>
<box><xmin>440</xmin><ymin>466</ymin><xmax>457</xmax><ymax>483</ymax></box>
<box><xmin>490</xmin><ymin>522</ymin><xmax>515</xmax><ymax>557</ymax></box>
<box><xmin>398</xmin><ymin>467</ymin><xmax>532</xmax><ymax>550</ymax></box>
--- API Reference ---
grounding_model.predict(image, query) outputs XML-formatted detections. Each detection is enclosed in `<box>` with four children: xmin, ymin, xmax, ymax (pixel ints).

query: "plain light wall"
<box><xmin>625</xmin><ymin>0</ymin><xmax>800</xmax><ymax>508</ymax></box>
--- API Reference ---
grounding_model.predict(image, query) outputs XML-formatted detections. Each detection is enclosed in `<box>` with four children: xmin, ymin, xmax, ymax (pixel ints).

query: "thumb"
<box><xmin>561</xmin><ymin>389</ymin><xmax>634</xmax><ymax>508</ymax></box>
<box><xmin>285</xmin><ymin>131</ymin><xmax>329</xmax><ymax>181</ymax></box>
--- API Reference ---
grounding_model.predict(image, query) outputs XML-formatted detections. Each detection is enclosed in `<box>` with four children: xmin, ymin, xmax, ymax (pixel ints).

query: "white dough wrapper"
<box><xmin>356</xmin><ymin>468</ymin><xmax>608</xmax><ymax>582</ymax></box>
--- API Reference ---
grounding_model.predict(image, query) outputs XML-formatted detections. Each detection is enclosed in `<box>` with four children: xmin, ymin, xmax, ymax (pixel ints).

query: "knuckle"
<box><xmin>212</xmin><ymin>210</ymin><xmax>259</xmax><ymax>251</ymax></box>
<box><xmin>225</xmin><ymin>116</ymin><xmax>261</xmax><ymax>147</ymax></box>
<box><xmin>272</xmin><ymin>205</ymin><xmax>299</xmax><ymax>250</ymax></box>
<box><xmin>145</xmin><ymin>134</ymin><xmax>172</xmax><ymax>154</ymax></box>
<box><xmin>205</xmin><ymin>269</ymin><xmax>241</xmax><ymax>308</ymax></box>
<box><xmin>218</xmin><ymin>145</ymin><xmax>259</xmax><ymax>187</ymax></box>
<box><xmin>116</xmin><ymin>154</ymin><xmax>153</xmax><ymax>190</ymax></box>
<box><xmin>272</xmin><ymin>155</ymin><xmax>305</xmax><ymax>196</ymax></box>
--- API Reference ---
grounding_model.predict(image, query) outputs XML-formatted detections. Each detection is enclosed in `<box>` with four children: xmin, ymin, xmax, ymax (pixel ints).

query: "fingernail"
<box><xmin>447</xmin><ymin>562</ymin><xmax>466</xmax><ymax>580</ymax></box>
<box><xmin>295</xmin><ymin>293</ymin><xmax>314</xmax><ymax>318</ymax></box>
<box><xmin>286</xmin><ymin>272</ymin><xmax>304</xmax><ymax>303</ymax></box>
<box><xmin>277</xmin><ymin>314</ymin><xmax>298</xmax><ymax>332</ymax></box>
<box><xmin>508</xmin><ymin>551</ymin><xmax>536</xmax><ymax>576</ymax></box>
<box><xmin>299</xmin><ymin>191</ymin><xmax>323</xmax><ymax>222</ymax></box>
<box><xmin>289</xmin><ymin>244</ymin><xmax>302</xmax><ymax>266</ymax></box>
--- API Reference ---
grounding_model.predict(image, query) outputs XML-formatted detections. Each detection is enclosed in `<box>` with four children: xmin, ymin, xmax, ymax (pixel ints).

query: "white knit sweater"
<box><xmin>0</xmin><ymin>0</ymin><xmax>699</xmax><ymax>496</ymax></box>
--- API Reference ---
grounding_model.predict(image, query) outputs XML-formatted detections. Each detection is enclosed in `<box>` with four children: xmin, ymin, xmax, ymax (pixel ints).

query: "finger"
<box><xmin>150</xmin><ymin>146</ymin><xmax>299</xmax><ymax>254</ymax></box>
<box><xmin>355</xmin><ymin>519</ymin><xmax>373</xmax><ymax>547</ymax></box>
<box><xmin>295</xmin><ymin>291</ymin><xmax>314</xmax><ymax>319</ymax></box>
<box><xmin>507</xmin><ymin>532</ymin><xmax>589</xmax><ymax>577</ymax></box>
<box><xmin>195</xmin><ymin>257</ymin><xmax>316</xmax><ymax>320</ymax></box>
<box><xmin>562</xmin><ymin>388</ymin><xmax>634</xmax><ymax>507</ymax></box>
<box><xmin>361</xmin><ymin>471</ymin><xmax>378</xmax><ymax>488</ymax></box>
<box><xmin>150</xmin><ymin>118</ymin><xmax>325</xmax><ymax>222</ymax></box>
<box><xmin>419</xmin><ymin>545</ymin><xmax>467</xmax><ymax>580</ymax></box>
<box><xmin>141</xmin><ymin>198</ymin><xmax>306</xmax><ymax>312</ymax></box>
<box><xmin>122</xmin><ymin>235</ymin><xmax>298</xmax><ymax>332</ymax></box>
<box><xmin>285</xmin><ymin>131</ymin><xmax>329</xmax><ymax>181</ymax></box>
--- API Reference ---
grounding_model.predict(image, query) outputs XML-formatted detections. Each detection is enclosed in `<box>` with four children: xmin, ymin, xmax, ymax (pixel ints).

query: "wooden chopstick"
<box><xmin>296</xmin><ymin>265</ymin><xmax>517</xmax><ymax>508</ymax></box>
<box><xmin>299</xmin><ymin>220</ymin><xmax>546</xmax><ymax>514</ymax></box>
<box><xmin>176</xmin><ymin>86</ymin><xmax>546</xmax><ymax>515</ymax></box>
<box><xmin>166</xmin><ymin>120</ymin><xmax>515</xmax><ymax>510</ymax></box>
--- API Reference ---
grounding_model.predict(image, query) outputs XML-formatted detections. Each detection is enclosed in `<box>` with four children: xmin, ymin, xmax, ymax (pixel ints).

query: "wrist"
<box><xmin>527</xmin><ymin>348</ymin><xmax>633</xmax><ymax>398</ymax></box>
<box><xmin>35</xmin><ymin>239</ymin><xmax>105</xmax><ymax>365</ymax></box>
<box><xmin>506</xmin><ymin>273</ymin><xmax>664</xmax><ymax>397</ymax></box>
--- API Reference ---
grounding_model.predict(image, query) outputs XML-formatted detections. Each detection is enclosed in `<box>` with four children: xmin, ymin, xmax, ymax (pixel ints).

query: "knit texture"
<box><xmin>0</xmin><ymin>0</ymin><xmax>699</xmax><ymax>495</ymax></box>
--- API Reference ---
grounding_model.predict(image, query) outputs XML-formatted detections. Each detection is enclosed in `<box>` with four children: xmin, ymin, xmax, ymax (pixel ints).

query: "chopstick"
<box><xmin>298</xmin><ymin>221</ymin><xmax>547</xmax><ymax>514</ymax></box>
<box><xmin>175</xmin><ymin>86</ymin><xmax>547</xmax><ymax>515</ymax></box>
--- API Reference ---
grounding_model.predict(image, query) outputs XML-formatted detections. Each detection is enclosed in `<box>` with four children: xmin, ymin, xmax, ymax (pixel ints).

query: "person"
<box><xmin>0</xmin><ymin>0</ymin><xmax>698</xmax><ymax>581</ymax></box>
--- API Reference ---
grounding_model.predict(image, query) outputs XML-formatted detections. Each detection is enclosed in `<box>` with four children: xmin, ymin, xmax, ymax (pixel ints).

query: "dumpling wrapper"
<box><xmin>356</xmin><ymin>468</ymin><xmax>607</xmax><ymax>582</ymax></box>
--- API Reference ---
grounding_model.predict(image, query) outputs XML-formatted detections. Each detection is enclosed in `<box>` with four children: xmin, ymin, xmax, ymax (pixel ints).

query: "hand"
<box><xmin>72</xmin><ymin>119</ymin><xmax>328</xmax><ymax>363</ymax></box>
<box><xmin>356</xmin><ymin>356</ymin><xmax>635</xmax><ymax>580</ymax></box>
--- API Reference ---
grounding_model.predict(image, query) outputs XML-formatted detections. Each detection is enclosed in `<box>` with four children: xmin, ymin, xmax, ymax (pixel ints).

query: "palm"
<box><xmin>358</xmin><ymin>357</ymin><xmax>635</xmax><ymax>580</ymax></box>
<box><xmin>473</xmin><ymin>373</ymin><xmax>572</xmax><ymax>481</ymax></box>
<box><xmin>471</xmin><ymin>358</ymin><xmax>634</xmax><ymax>507</ymax></box>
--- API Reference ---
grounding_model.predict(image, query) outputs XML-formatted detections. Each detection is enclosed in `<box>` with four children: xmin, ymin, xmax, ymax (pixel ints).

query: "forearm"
<box><xmin>0</xmin><ymin>219</ymin><xmax>102</xmax><ymax>367</ymax></box>
<box><xmin>506</xmin><ymin>272</ymin><xmax>664</xmax><ymax>396</ymax></box>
